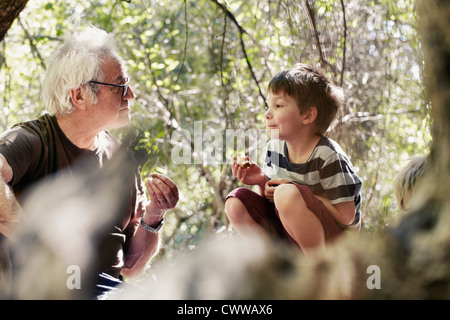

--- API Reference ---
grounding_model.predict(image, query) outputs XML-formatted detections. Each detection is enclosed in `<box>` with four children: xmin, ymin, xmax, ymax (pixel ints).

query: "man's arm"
<box><xmin>0</xmin><ymin>154</ymin><xmax>22</xmax><ymax>239</ymax></box>
<box><xmin>121</xmin><ymin>173</ymin><xmax>178</xmax><ymax>278</ymax></box>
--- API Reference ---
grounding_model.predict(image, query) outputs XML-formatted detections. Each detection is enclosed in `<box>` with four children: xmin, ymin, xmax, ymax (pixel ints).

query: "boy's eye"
<box><xmin>276</xmin><ymin>104</ymin><xmax>283</xmax><ymax>108</ymax></box>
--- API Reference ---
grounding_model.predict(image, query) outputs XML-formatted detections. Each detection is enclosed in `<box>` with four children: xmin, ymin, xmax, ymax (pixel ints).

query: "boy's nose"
<box><xmin>264</xmin><ymin>108</ymin><xmax>272</xmax><ymax>119</ymax></box>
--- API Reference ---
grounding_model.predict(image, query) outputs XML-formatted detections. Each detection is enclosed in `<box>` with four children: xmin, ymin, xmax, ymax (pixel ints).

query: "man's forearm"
<box><xmin>122</xmin><ymin>173</ymin><xmax>178</xmax><ymax>278</ymax></box>
<box><xmin>121</xmin><ymin>212</ymin><xmax>163</xmax><ymax>278</ymax></box>
<box><xmin>122</xmin><ymin>234</ymin><xmax>160</xmax><ymax>278</ymax></box>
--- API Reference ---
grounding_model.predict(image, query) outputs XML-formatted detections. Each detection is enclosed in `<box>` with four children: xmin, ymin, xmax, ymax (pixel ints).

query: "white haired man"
<box><xmin>0</xmin><ymin>26</ymin><xmax>178</xmax><ymax>297</ymax></box>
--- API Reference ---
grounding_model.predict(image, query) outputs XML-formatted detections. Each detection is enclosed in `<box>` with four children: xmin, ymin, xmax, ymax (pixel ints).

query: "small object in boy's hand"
<box><xmin>232</xmin><ymin>154</ymin><xmax>252</xmax><ymax>169</ymax></box>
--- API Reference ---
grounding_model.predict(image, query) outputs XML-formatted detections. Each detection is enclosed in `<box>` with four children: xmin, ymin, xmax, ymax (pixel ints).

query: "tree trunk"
<box><xmin>0</xmin><ymin>0</ymin><xmax>29</xmax><ymax>42</ymax></box>
<box><xmin>416</xmin><ymin>0</ymin><xmax>450</xmax><ymax>204</ymax></box>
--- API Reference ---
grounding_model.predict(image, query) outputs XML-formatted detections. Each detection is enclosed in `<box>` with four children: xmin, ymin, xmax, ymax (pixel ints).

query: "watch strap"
<box><xmin>140</xmin><ymin>218</ymin><xmax>164</xmax><ymax>234</ymax></box>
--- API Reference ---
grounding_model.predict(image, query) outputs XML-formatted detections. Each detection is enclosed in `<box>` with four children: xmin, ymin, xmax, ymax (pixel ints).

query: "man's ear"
<box><xmin>70</xmin><ymin>87</ymin><xmax>87</xmax><ymax>110</ymax></box>
<box><xmin>302</xmin><ymin>106</ymin><xmax>318</xmax><ymax>125</ymax></box>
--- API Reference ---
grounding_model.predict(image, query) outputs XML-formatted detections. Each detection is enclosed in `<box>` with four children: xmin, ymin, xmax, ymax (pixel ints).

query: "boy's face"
<box><xmin>264</xmin><ymin>91</ymin><xmax>304</xmax><ymax>140</ymax></box>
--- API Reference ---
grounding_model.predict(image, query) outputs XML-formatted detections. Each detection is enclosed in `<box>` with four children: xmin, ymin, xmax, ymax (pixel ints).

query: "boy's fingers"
<box><xmin>236</xmin><ymin>166</ymin><xmax>243</xmax><ymax>180</ymax></box>
<box><xmin>232</xmin><ymin>162</ymin><xmax>239</xmax><ymax>177</ymax></box>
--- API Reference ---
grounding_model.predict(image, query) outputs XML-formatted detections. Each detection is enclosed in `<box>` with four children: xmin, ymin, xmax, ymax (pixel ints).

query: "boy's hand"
<box><xmin>264</xmin><ymin>178</ymin><xmax>291</xmax><ymax>202</ymax></box>
<box><xmin>231</xmin><ymin>158</ymin><xmax>265</xmax><ymax>187</ymax></box>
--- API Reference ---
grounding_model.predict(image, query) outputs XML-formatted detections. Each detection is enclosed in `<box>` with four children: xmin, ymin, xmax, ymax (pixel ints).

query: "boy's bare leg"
<box><xmin>273</xmin><ymin>184</ymin><xmax>325</xmax><ymax>256</ymax></box>
<box><xmin>225</xmin><ymin>197</ymin><xmax>262</xmax><ymax>234</ymax></box>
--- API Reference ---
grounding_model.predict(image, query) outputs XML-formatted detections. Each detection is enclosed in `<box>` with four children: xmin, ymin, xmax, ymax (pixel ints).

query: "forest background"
<box><xmin>0</xmin><ymin>0</ymin><xmax>431</xmax><ymax>275</ymax></box>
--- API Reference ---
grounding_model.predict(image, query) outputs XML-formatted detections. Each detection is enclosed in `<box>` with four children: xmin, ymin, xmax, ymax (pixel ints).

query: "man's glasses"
<box><xmin>89</xmin><ymin>77</ymin><xmax>130</xmax><ymax>97</ymax></box>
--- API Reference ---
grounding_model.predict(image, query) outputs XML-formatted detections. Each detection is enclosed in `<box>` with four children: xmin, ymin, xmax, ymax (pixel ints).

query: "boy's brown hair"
<box><xmin>268</xmin><ymin>63</ymin><xmax>343</xmax><ymax>135</ymax></box>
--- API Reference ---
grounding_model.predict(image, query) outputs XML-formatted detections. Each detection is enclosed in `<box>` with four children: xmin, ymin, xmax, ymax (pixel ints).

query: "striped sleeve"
<box><xmin>319</xmin><ymin>153</ymin><xmax>361</xmax><ymax>205</ymax></box>
<box><xmin>263</xmin><ymin>139</ymin><xmax>283</xmax><ymax>179</ymax></box>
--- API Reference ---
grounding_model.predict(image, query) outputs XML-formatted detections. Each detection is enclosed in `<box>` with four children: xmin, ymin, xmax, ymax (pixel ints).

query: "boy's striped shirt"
<box><xmin>264</xmin><ymin>136</ymin><xmax>362</xmax><ymax>229</ymax></box>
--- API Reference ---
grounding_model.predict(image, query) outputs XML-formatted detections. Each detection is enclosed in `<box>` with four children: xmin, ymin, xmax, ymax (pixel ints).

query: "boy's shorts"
<box><xmin>225</xmin><ymin>184</ymin><xmax>345</xmax><ymax>247</ymax></box>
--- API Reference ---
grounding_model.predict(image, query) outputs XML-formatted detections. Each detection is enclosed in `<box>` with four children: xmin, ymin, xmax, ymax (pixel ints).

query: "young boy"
<box><xmin>225</xmin><ymin>63</ymin><xmax>362</xmax><ymax>256</ymax></box>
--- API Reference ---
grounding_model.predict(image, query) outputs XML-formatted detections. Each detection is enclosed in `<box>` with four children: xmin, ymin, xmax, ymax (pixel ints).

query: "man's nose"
<box><xmin>124</xmin><ymin>85</ymin><xmax>135</xmax><ymax>100</ymax></box>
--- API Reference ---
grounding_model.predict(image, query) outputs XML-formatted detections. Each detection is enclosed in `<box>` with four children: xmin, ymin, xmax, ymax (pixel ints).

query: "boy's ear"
<box><xmin>302</xmin><ymin>106</ymin><xmax>318</xmax><ymax>125</ymax></box>
<box><xmin>70</xmin><ymin>87</ymin><xmax>87</xmax><ymax>110</ymax></box>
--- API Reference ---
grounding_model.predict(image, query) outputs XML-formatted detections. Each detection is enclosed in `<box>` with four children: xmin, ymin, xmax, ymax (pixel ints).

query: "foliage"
<box><xmin>0</xmin><ymin>0</ymin><xmax>431</xmax><ymax>267</ymax></box>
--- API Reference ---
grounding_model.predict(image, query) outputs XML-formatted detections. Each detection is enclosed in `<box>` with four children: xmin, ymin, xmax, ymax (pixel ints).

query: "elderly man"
<box><xmin>0</xmin><ymin>26</ymin><xmax>178</xmax><ymax>297</ymax></box>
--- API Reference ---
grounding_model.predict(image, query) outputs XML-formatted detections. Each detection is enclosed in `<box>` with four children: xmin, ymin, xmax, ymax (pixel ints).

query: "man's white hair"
<box><xmin>394</xmin><ymin>155</ymin><xmax>427</xmax><ymax>210</ymax></box>
<box><xmin>42</xmin><ymin>26</ymin><xmax>121</xmax><ymax>115</ymax></box>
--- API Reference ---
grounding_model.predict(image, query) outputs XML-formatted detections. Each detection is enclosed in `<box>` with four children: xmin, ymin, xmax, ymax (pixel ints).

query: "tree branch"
<box><xmin>0</xmin><ymin>0</ymin><xmax>29</xmax><ymax>43</ymax></box>
<box><xmin>210</xmin><ymin>0</ymin><xmax>247</xmax><ymax>36</ymax></box>
<box><xmin>175</xmin><ymin>0</ymin><xmax>189</xmax><ymax>86</ymax></box>
<box><xmin>339</xmin><ymin>0</ymin><xmax>347</xmax><ymax>87</ymax></box>
<box><xmin>304</xmin><ymin>0</ymin><xmax>325</xmax><ymax>66</ymax></box>
<box><xmin>169</xmin><ymin>0</ymin><xmax>189</xmax><ymax>116</ymax></box>
<box><xmin>219</xmin><ymin>12</ymin><xmax>227</xmax><ymax>87</ymax></box>
<box><xmin>303</xmin><ymin>0</ymin><xmax>338</xmax><ymax>80</ymax></box>
<box><xmin>210</xmin><ymin>0</ymin><xmax>267</xmax><ymax>108</ymax></box>
<box><xmin>18</xmin><ymin>17</ymin><xmax>46</xmax><ymax>70</ymax></box>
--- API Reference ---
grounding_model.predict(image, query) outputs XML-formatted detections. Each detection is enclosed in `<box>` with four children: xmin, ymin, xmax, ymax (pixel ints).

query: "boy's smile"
<box><xmin>264</xmin><ymin>91</ymin><xmax>304</xmax><ymax>140</ymax></box>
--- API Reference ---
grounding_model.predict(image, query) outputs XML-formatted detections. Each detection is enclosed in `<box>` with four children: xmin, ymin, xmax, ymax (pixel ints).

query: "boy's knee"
<box><xmin>274</xmin><ymin>184</ymin><xmax>311</xmax><ymax>224</ymax></box>
<box><xmin>225</xmin><ymin>197</ymin><xmax>245</xmax><ymax>220</ymax></box>
<box><xmin>274</xmin><ymin>184</ymin><xmax>306</xmax><ymax>212</ymax></box>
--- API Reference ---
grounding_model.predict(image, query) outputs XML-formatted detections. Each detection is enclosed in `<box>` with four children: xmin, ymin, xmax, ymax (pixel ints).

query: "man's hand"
<box><xmin>122</xmin><ymin>173</ymin><xmax>178</xmax><ymax>278</ymax></box>
<box><xmin>144</xmin><ymin>173</ymin><xmax>179</xmax><ymax>222</ymax></box>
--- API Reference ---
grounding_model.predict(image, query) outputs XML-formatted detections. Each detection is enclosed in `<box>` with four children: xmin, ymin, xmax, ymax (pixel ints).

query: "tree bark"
<box><xmin>0</xmin><ymin>0</ymin><xmax>29</xmax><ymax>43</ymax></box>
<box><xmin>415</xmin><ymin>0</ymin><xmax>450</xmax><ymax>205</ymax></box>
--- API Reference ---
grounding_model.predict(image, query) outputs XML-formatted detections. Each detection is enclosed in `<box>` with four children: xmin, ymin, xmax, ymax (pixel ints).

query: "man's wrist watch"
<box><xmin>140</xmin><ymin>218</ymin><xmax>165</xmax><ymax>234</ymax></box>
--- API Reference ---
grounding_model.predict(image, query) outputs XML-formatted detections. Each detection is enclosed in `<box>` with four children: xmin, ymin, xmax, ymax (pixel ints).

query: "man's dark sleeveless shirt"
<box><xmin>0</xmin><ymin>113</ymin><xmax>146</xmax><ymax>278</ymax></box>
